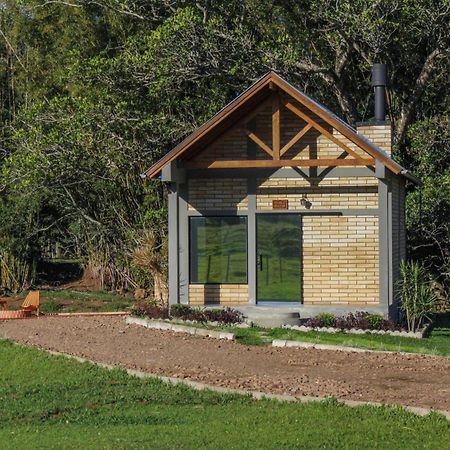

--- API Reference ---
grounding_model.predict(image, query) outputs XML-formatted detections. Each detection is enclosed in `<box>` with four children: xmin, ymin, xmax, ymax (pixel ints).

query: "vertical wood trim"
<box><xmin>168</xmin><ymin>182</ymin><xmax>179</xmax><ymax>305</ymax></box>
<box><xmin>387</xmin><ymin>183</ymin><xmax>393</xmax><ymax>311</ymax></box>
<box><xmin>272</xmin><ymin>93</ymin><xmax>281</xmax><ymax>160</ymax></box>
<box><xmin>247</xmin><ymin>127</ymin><xmax>257</xmax><ymax>305</ymax></box>
<box><xmin>178</xmin><ymin>182</ymin><xmax>189</xmax><ymax>305</ymax></box>
<box><xmin>378</xmin><ymin>178</ymin><xmax>390</xmax><ymax>314</ymax></box>
<box><xmin>247</xmin><ymin>177</ymin><xmax>257</xmax><ymax>305</ymax></box>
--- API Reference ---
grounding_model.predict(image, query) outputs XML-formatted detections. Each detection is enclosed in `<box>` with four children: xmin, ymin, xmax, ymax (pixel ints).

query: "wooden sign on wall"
<box><xmin>272</xmin><ymin>199</ymin><xmax>288</xmax><ymax>210</ymax></box>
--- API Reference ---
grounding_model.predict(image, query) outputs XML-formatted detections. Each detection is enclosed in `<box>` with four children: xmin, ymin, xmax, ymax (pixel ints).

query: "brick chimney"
<box><xmin>356</xmin><ymin>121</ymin><xmax>392</xmax><ymax>156</ymax></box>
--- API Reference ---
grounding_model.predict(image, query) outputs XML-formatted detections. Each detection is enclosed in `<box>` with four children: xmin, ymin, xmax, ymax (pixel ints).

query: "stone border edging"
<box><xmin>272</xmin><ymin>339</ymin><xmax>449</xmax><ymax>358</ymax></box>
<box><xmin>36</xmin><ymin>347</ymin><xmax>449</xmax><ymax>421</ymax></box>
<box><xmin>55</xmin><ymin>311</ymin><xmax>130</xmax><ymax>317</ymax></box>
<box><xmin>283</xmin><ymin>324</ymin><xmax>429</xmax><ymax>339</ymax></box>
<box><xmin>273</xmin><ymin>339</ymin><xmax>394</xmax><ymax>354</ymax></box>
<box><xmin>1</xmin><ymin>311</ymin><xmax>131</xmax><ymax>321</ymax></box>
<box><xmin>126</xmin><ymin>316</ymin><xmax>235</xmax><ymax>340</ymax></box>
<box><xmin>0</xmin><ymin>310</ymin><xmax>32</xmax><ymax>320</ymax></box>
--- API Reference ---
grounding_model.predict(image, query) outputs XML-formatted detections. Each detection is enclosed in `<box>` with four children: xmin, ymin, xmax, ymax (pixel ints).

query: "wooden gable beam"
<box><xmin>272</xmin><ymin>93</ymin><xmax>281</xmax><ymax>159</ymax></box>
<box><xmin>285</xmin><ymin>102</ymin><xmax>364</xmax><ymax>161</ymax></box>
<box><xmin>245</xmin><ymin>130</ymin><xmax>273</xmax><ymax>157</ymax></box>
<box><xmin>271</xmin><ymin>73</ymin><xmax>402</xmax><ymax>174</ymax></box>
<box><xmin>280</xmin><ymin>123</ymin><xmax>312</xmax><ymax>157</ymax></box>
<box><xmin>183</xmin><ymin>158</ymin><xmax>375</xmax><ymax>169</ymax></box>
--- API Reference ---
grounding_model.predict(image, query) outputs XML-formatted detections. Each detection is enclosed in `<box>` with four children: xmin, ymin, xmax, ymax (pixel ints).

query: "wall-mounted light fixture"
<box><xmin>300</xmin><ymin>195</ymin><xmax>312</xmax><ymax>209</ymax></box>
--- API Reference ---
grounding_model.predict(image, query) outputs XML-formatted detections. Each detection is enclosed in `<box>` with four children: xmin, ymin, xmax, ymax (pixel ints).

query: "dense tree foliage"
<box><xmin>0</xmin><ymin>1</ymin><xmax>448</xmax><ymax>297</ymax></box>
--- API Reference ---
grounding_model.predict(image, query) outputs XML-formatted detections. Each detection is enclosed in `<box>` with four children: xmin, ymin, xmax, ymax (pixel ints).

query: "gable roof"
<box><xmin>144</xmin><ymin>71</ymin><xmax>416</xmax><ymax>181</ymax></box>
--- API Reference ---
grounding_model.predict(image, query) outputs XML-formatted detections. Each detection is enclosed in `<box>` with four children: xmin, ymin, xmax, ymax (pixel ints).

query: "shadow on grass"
<box><xmin>434</xmin><ymin>312</ymin><xmax>450</xmax><ymax>329</ymax></box>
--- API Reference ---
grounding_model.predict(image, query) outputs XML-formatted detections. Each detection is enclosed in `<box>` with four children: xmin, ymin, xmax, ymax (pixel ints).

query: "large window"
<box><xmin>190</xmin><ymin>216</ymin><xmax>247</xmax><ymax>284</ymax></box>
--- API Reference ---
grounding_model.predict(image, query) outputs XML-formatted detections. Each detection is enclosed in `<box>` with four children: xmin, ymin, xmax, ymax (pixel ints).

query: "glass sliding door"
<box><xmin>256</xmin><ymin>214</ymin><xmax>302</xmax><ymax>303</ymax></box>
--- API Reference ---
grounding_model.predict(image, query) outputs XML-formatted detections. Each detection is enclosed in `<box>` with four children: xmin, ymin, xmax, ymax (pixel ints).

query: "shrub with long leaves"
<box><xmin>398</xmin><ymin>260</ymin><xmax>438</xmax><ymax>332</ymax></box>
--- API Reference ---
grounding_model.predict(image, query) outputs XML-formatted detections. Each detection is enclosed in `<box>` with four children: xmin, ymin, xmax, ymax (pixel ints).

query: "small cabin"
<box><xmin>145</xmin><ymin>71</ymin><xmax>418</xmax><ymax>320</ymax></box>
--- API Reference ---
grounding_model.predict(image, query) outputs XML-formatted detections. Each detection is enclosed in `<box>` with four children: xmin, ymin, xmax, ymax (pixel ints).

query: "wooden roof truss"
<box><xmin>183</xmin><ymin>89</ymin><xmax>375</xmax><ymax>170</ymax></box>
<box><xmin>145</xmin><ymin>71</ymin><xmax>410</xmax><ymax>178</ymax></box>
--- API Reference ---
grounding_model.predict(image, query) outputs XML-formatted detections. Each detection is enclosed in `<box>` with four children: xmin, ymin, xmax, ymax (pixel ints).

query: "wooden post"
<box><xmin>272</xmin><ymin>93</ymin><xmax>281</xmax><ymax>160</ymax></box>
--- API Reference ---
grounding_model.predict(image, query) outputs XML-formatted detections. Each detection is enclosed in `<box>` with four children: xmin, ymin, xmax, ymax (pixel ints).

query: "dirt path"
<box><xmin>1</xmin><ymin>316</ymin><xmax>449</xmax><ymax>411</ymax></box>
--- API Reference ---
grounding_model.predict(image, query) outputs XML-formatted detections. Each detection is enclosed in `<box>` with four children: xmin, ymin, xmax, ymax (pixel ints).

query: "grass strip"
<box><xmin>0</xmin><ymin>339</ymin><xmax>449</xmax><ymax>449</ymax></box>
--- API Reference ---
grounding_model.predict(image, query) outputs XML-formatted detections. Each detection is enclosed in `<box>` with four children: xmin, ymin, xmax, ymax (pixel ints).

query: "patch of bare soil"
<box><xmin>1</xmin><ymin>316</ymin><xmax>449</xmax><ymax>411</ymax></box>
<box><xmin>61</xmin><ymin>267</ymin><xmax>102</xmax><ymax>291</ymax></box>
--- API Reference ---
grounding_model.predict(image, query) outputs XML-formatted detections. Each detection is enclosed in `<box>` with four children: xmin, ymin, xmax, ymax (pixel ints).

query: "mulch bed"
<box><xmin>0</xmin><ymin>316</ymin><xmax>449</xmax><ymax>412</ymax></box>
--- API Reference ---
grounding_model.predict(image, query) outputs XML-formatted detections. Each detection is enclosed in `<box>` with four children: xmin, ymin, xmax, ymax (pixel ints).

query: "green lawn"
<box><xmin>163</xmin><ymin>312</ymin><xmax>450</xmax><ymax>357</ymax></box>
<box><xmin>0</xmin><ymin>340</ymin><xmax>449</xmax><ymax>449</ymax></box>
<box><xmin>6</xmin><ymin>289</ymin><xmax>133</xmax><ymax>314</ymax></box>
<box><xmin>230</xmin><ymin>323</ymin><xmax>450</xmax><ymax>356</ymax></box>
<box><xmin>40</xmin><ymin>289</ymin><xmax>133</xmax><ymax>313</ymax></box>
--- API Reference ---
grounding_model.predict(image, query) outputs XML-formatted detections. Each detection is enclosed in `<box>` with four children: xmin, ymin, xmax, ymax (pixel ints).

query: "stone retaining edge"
<box><xmin>271</xmin><ymin>339</ymin><xmax>449</xmax><ymax>358</ymax></box>
<box><xmin>38</xmin><ymin>347</ymin><xmax>449</xmax><ymax>421</ymax></box>
<box><xmin>282</xmin><ymin>324</ymin><xmax>430</xmax><ymax>339</ymax></box>
<box><xmin>55</xmin><ymin>312</ymin><xmax>130</xmax><ymax>317</ymax></box>
<box><xmin>126</xmin><ymin>316</ymin><xmax>235</xmax><ymax>341</ymax></box>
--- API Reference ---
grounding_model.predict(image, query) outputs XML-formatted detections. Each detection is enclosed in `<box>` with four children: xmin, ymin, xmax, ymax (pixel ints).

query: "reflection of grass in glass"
<box><xmin>191</xmin><ymin>215</ymin><xmax>303</xmax><ymax>293</ymax></box>
<box><xmin>192</xmin><ymin>217</ymin><xmax>247</xmax><ymax>283</ymax></box>
<box><xmin>257</xmin><ymin>215</ymin><xmax>302</xmax><ymax>301</ymax></box>
<box><xmin>257</xmin><ymin>257</ymin><xmax>301</xmax><ymax>301</ymax></box>
<box><xmin>197</xmin><ymin>254</ymin><xmax>247</xmax><ymax>283</ymax></box>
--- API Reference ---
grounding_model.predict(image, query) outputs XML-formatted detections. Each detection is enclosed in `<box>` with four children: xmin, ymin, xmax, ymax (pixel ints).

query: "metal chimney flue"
<box><xmin>371</xmin><ymin>63</ymin><xmax>388</xmax><ymax>121</ymax></box>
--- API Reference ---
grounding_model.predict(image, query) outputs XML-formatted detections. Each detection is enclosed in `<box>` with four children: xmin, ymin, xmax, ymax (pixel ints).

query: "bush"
<box><xmin>398</xmin><ymin>260</ymin><xmax>438</xmax><ymax>332</ymax></box>
<box><xmin>208</xmin><ymin>307</ymin><xmax>244</xmax><ymax>324</ymax></box>
<box><xmin>317</xmin><ymin>313</ymin><xmax>336</xmax><ymax>327</ymax></box>
<box><xmin>308</xmin><ymin>311</ymin><xmax>398</xmax><ymax>331</ymax></box>
<box><xmin>304</xmin><ymin>316</ymin><xmax>323</xmax><ymax>328</ymax></box>
<box><xmin>170</xmin><ymin>304</ymin><xmax>192</xmax><ymax>318</ymax></box>
<box><xmin>171</xmin><ymin>305</ymin><xmax>243</xmax><ymax>324</ymax></box>
<box><xmin>132</xmin><ymin>300</ymin><xmax>170</xmax><ymax>319</ymax></box>
<box><xmin>135</xmin><ymin>303</ymin><xmax>244</xmax><ymax>324</ymax></box>
<box><xmin>170</xmin><ymin>304</ymin><xmax>206</xmax><ymax>321</ymax></box>
<box><xmin>334</xmin><ymin>314</ymin><xmax>350</xmax><ymax>330</ymax></box>
<box><xmin>366</xmin><ymin>314</ymin><xmax>385</xmax><ymax>330</ymax></box>
<box><xmin>203</xmin><ymin>308</ymin><xmax>222</xmax><ymax>322</ymax></box>
<box><xmin>184</xmin><ymin>307</ymin><xmax>207</xmax><ymax>322</ymax></box>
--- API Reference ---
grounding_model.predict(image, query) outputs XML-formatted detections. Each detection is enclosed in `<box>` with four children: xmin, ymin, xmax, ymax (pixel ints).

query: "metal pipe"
<box><xmin>372</xmin><ymin>64</ymin><xmax>388</xmax><ymax>121</ymax></box>
<box><xmin>400</xmin><ymin>169</ymin><xmax>422</xmax><ymax>186</ymax></box>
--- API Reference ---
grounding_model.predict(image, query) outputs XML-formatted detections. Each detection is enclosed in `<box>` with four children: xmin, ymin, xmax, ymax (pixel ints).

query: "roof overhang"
<box><xmin>144</xmin><ymin>71</ymin><xmax>418</xmax><ymax>183</ymax></box>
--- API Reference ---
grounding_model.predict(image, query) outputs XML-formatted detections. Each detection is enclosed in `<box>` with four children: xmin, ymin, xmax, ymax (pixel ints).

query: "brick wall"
<box><xmin>189</xmin><ymin>284</ymin><xmax>248</xmax><ymax>305</ymax></box>
<box><xmin>194</xmin><ymin>128</ymin><xmax>248</xmax><ymax>162</ymax></box>
<box><xmin>303</xmin><ymin>215</ymin><xmax>379</xmax><ymax>305</ymax></box>
<box><xmin>356</xmin><ymin>123</ymin><xmax>392</xmax><ymax>156</ymax></box>
<box><xmin>188</xmin><ymin>178</ymin><xmax>248</xmax><ymax>211</ymax></box>
<box><xmin>256</xmin><ymin>177</ymin><xmax>378</xmax><ymax>210</ymax></box>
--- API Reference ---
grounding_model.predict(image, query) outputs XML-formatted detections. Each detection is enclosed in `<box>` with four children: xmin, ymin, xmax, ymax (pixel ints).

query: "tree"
<box><xmin>0</xmin><ymin>0</ymin><xmax>448</xmax><ymax>295</ymax></box>
<box><xmin>404</xmin><ymin>117</ymin><xmax>450</xmax><ymax>301</ymax></box>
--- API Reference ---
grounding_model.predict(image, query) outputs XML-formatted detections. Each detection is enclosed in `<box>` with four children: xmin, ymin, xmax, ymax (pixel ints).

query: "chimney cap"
<box><xmin>372</xmin><ymin>63</ymin><xmax>388</xmax><ymax>87</ymax></box>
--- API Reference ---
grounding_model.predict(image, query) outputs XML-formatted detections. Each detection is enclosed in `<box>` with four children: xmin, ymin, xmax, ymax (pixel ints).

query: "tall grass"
<box><xmin>0</xmin><ymin>251</ymin><xmax>35</xmax><ymax>292</ymax></box>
